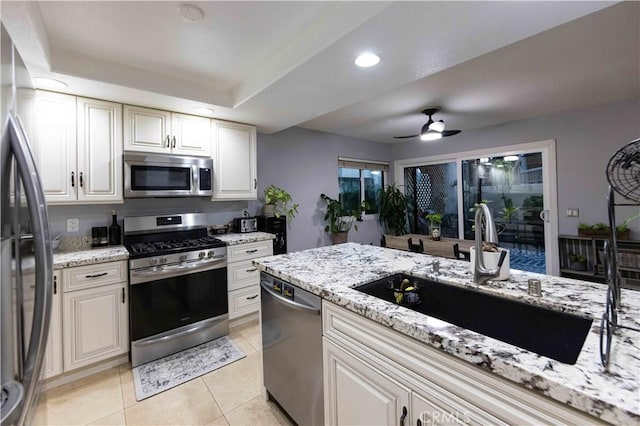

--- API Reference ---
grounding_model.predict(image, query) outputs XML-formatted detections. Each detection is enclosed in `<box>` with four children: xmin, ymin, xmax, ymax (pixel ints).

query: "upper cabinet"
<box><xmin>34</xmin><ymin>91</ymin><xmax>123</xmax><ymax>204</ymax></box>
<box><xmin>212</xmin><ymin>120</ymin><xmax>257</xmax><ymax>200</ymax></box>
<box><xmin>124</xmin><ymin>105</ymin><xmax>211</xmax><ymax>157</ymax></box>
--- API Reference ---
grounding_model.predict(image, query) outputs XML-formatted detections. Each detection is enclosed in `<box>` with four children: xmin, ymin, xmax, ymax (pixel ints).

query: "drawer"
<box><xmin>227</xmin><ymin>240</ymin><xmax>273</xmax><ymax>263</ymax></box>
<box><xmin>228</xmin><ymin>259</ymin><xmax>260</xmax><ymax>291</ymax></box>
<box><xmin>228</xmin><ymin>285</ymin><xmax>260</xmax><ymax>319</ymax></box>
<box><xmin>63</xmin><ymin>261</ymin><xmax>127</xmax><ymax>292</ymax></box>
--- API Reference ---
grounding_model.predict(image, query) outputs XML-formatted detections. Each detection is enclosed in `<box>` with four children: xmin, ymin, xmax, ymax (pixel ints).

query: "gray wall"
<box><xmin>251</xmin><ymin>127</ymin><xmax>392</xmax><ymax>252</ymax></box>
<box><xmin>392</xmin><ymin>97</ymin><xmax>640</xmax><ymax>237</ymax></box>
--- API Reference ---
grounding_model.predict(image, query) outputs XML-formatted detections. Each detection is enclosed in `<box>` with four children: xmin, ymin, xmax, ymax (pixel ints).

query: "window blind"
<box><xmin>338</xmin><ymin>157</ymin><xmax>389</xmax><ymax>172</ymax></box>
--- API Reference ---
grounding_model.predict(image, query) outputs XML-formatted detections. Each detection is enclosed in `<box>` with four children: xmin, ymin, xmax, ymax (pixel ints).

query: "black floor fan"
<box><xmin>600</xmin><ymin>138</ymin><xmax>640</xmax><ymax>368</ymax></box>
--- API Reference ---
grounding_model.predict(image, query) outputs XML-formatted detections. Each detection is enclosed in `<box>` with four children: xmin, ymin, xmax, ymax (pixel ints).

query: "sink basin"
<box><xmin>353</xmin><ymin>273</ymin><xmax>592</xmax><ymax>364</ymax></box>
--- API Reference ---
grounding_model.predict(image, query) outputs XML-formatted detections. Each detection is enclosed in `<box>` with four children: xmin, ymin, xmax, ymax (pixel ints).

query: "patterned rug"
<box><xmin>132</xmin><ymin>335</ymin><xmax>245</xmax><ymax>401</ymax></box>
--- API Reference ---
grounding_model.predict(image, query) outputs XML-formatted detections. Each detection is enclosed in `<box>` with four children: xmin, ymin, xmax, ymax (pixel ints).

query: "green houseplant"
<box><xmin>320</xmin><ymin>193</ymin><xmax>368</xmax><ymax>244</ymax></box>
<box><xmin>378</xmin><ymin>184</ymin><xmax>407</xmax><ymax>236</ymax></box>
<box><xmin>568</xmin><ymin>253</ymin><xmax>587</xmax><ymax>271</ymax></box>
<box><xmin>263</xmin><ymin>185</ymin><xmax>299</xmax><ymax>220</ymax></box>
<box><xmin>424</xmin><ymin>213</ymin><xmax>442</xmax><ymax>240</ymax></box>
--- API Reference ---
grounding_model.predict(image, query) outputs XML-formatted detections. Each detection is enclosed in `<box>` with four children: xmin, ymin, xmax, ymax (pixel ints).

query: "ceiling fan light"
<box><xmin>420</xmin><ymin>131</ymin><xmax>442</xmax><ymax>142</ymax></box>
<box><xmin>428</xmin><ymin>120</ymin><xmax>445</xmax><ymax>133</ymax></box>
<box><xmin>354</xmin><ymin>52</ymin><xmax>380</xmax><ymax>67</ymax></box>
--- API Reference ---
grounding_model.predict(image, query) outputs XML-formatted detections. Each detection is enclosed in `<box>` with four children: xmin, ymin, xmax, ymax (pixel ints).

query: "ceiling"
<box><xmin>2</xmin><ymin>1</ymin><xmax>638</xmax><ymax>143</ymax></box>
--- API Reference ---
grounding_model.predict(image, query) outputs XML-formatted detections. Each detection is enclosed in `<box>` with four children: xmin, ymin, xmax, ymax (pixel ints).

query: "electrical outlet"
<box><xmin>573</xmin><ymin>208</ymin><xmax>580</xmax><ymax>217</ymax></box>
<box><xmin>67</xmin><ymin>218</ymin><xmax>79</xmax><ymax>233</ymax></box>
<box><xmin>242</xmin><ymin>209</ymin><xmax>250</xmax><ymax>217</ymax></box>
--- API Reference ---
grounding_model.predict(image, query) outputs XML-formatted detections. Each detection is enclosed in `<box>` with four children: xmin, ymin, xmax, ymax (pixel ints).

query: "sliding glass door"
<box><xmin>395</xmin><ymin>140</ymin><xmax>558</xmax><ymax>275</ymax></box>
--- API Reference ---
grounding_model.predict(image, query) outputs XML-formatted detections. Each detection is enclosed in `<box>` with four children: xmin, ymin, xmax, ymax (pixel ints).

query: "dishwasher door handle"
<box><xmin>260</xmin><ymin>281</ymin><xmax>321</xmax><ymax>315</ymax></box>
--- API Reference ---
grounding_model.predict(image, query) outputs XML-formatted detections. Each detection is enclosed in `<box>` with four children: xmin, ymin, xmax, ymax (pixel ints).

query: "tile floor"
<box><xmin>38</xmin><ymin>319</ymin><xmax>293</xmax><ymax>426</ymax></box>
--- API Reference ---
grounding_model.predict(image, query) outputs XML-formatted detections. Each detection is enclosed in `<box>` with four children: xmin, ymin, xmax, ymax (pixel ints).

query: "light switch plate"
<box><xmin>566</xmin><ymin>209</ymin><xmax>573</xmax><ymax>217</ymax></box>
<box><xmin>67</xmin><ymin>218</ymin><xmax>79</xmax><ymax>233</ymax></box>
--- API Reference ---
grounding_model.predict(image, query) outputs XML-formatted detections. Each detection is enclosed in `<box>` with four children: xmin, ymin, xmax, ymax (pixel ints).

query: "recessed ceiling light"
<box><xmin>34</xmin><ymin>77</ymin><xmax>68</xmax><ymax>90</ymax></box>
<box><xmin>354</xmin><ymin>52</ymin><xmax>380</xmax><ymax>68</ymax></box>
<box><xmin>194</xmin><ymin>107</ymin><xmax>214</xmax><ymax>115</ymax></box>
<box><xmin>504</xmin><ymin>155</ymin><xmax>519</xmax><ymax>162</ymax></box>
<box><xmin>178</xmin><ymin>4</ymin><xmax>205</xmax><ymax>22</ymax></box>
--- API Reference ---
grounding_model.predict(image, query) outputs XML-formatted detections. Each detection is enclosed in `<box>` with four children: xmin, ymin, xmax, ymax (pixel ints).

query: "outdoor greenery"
<box><xmin>263</xmin><ymin>185</ymin><xmax>299</xmax><ymax>220</ymax></box>
<box><xmin>378</xmin><ymin>184</ymin><xmax>407</xmax><ymax>236</ymax></box>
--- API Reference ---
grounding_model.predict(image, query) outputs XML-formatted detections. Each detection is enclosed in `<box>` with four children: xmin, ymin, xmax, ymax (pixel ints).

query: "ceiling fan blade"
<box><xmin>442</xmin><ymin>130</ymin><xmax>461</xmax><ymax>137</ymax></box>
<box><xmin>393</xmin><ymin>134</ymin><xmax>419</xmax><ymax>139</ymax></box>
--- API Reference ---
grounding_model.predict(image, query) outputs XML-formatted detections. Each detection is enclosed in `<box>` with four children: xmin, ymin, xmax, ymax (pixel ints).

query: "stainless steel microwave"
<box><xmin>124</xmin><ymin>152</ymin><xmax>213</xmax><ymax>198</ymax></box>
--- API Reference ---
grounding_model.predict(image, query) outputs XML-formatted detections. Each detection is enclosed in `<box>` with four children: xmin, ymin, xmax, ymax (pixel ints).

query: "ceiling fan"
<box><xmin>394</xmin><ymin>107</ymin><xmax>461</xmax><ymax>141</ymax></box>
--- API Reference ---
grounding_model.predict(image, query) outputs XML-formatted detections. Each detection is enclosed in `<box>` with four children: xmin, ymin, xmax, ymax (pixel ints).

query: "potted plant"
<box><xmin>424</xmin><ymin>213</ymin><xmax>442</xmax><ymax>240</ymax></box>
<box><xmin>378</xmin><ymin>184</ymin><xmax>407</xmax><ymax>236</ymax></box>
<box><xmin>263</xmin><ymin>185</ymin><xmax>299</xmax><ymax>220</ymax></box>
<box><xmin>578</xmin><ymin>222</ymin><xmax>630</xmax><ymax>240</ymax></box>
<box><xmin>320</xmin><ymin>193</ymin><xmax>368</xmax><ymax>244</ymax></box>
<box><xmin>568</xmin><ymin>253</ymin><xmax>587</xmax><ymax>271</ymax></box>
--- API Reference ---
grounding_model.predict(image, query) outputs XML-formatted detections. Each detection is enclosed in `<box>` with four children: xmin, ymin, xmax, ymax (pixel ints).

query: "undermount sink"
<box><xmin>353</xmin><ymin>273</ymin><xmax>592</xmax><ymax>364</ymax></box>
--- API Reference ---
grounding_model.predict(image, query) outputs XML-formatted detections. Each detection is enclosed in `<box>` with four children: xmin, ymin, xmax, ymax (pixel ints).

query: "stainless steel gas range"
<box><xmin>123</xmin><ymin>213</ymin><xmax>228</xmax><ymax>367</ymax></box>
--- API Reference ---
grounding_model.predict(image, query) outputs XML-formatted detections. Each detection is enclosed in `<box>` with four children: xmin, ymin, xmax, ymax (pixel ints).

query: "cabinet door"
<box><xmin>123</xmin><ymin>105</ymin><xmax>171</xmax><ymax>153</ymax></box>
<box><xmin>324</xmin><ymin>338</ymin><xmax>410</xmax><ymax>426</ymax></box>
<box><xmin>212</xmin><ymin>120</ymin><xmax>257</xmax><ymax>200</ymax></box>
<box><xmin>63</xmin><ymin>283</ymin><xmax>128</xmax><ymax>372</ymax></box>
<box><xmin>43</xmin><ymin>271</ymin><xmax>63</xmax><ymax>379</ymax></box>
<box><xmin>34</xmin><ymin>91</ymin><xmax>77</xmax><ymax>203</ymax></box>
<box><xmin>77</xmin><ymin>98</ymin><xmax>123</xmax><ymax>203</ymax></box>
<box><xmin>171</xmin><ymin>113</ymin><xmax>211</xmax><ymax>157</ymax></box>
<box><xmin>413</xmin><ymin>391</ymin><xmax>468</xmax><ymax>426</ymax></box>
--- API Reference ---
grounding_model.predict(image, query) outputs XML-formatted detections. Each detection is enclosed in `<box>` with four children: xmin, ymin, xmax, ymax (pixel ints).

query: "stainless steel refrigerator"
<box><xmin>1</xmin><ymin>23</ymin><xmax>53</xmax><ymax>425</ymax></box>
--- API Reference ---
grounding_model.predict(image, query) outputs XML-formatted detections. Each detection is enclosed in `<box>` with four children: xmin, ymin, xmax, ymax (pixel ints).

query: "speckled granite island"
<box><xmin>215</xmin><ymin>232</ymin><xmax>275</xmax><ymax>245</ymax></box>
<box><xmin>254</xmin><ymin>243</ymin><xmax>640</xmax><ymax>424</ymax></box>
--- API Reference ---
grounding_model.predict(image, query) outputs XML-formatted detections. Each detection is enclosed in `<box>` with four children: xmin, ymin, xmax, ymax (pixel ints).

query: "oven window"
<box><xmin>131</xmin><ymin>165</ymin><xmax>191</xmax><ymax>191</ymax></box>
<box><xmin>129</xmin><ymin>268</ymin><xmax>227</xmax><ymax>340</ymax></box>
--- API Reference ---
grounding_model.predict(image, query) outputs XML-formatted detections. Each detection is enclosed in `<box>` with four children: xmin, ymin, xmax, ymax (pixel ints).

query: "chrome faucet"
<box><xmin>474</xmin><ymin>203</ymin><xmax>507</xmax><ymax>284</ymax></box>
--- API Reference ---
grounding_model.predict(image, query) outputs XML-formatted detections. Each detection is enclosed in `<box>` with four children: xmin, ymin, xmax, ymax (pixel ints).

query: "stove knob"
<box><xmin>160</xmin><ymin>257</ymin><xmax>168</xmax><ymax>264</ymax></box>
<box><xmin>149</xmin><ymin>258</ymin><xmax>158</xmax><ymax>266</ymax></box>
<box><xmin>179</xmin><ymin>254</ymin><xmax>187</xmax><ymax>262</ymax></box>
<box><xmin>207</xmin><ymin>250</ymin><xmax>214</xmax><ymax>258</ymax></box>
<box><xmin>199</xmin><ymin>251</ymin><xmax>206</xmax><ymax>259</ymax></box>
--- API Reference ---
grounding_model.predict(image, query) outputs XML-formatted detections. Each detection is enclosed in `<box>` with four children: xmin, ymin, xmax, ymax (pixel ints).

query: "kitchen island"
<box><xmin>254</xmin><ymin>243</ymin><xmax>639</xmax><ymax>424</ymax></box>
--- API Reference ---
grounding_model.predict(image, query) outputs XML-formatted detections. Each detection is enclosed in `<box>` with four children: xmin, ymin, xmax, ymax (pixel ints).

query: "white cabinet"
<box><xmin>62</xmin><ymin>261</ymin><xmax>128</xmax><ymax>372</ymax></box>
<box><xmin>324</xmin><ymin>338</ymin><xmax>410</xmax><ymax>426</ymax></box>
<box><xmin>33</xmin><ymin>91</ymin><xmax>77</xmax><ymax>203</ymax></box>
<box><xmin>227</xmin><ymin>240</ymin><xmax>272</xmax><ymax>319</ymax></box>
<box><xmin>43</xmin><ymin>271</ymin><xmax>63</xmax><ymax>379</ymax></box>
<box><xmin>33</xmin><ymin>91</ymin><xmax>123</xmax><ymax>204</ymax></box>
<box><xmin>76</xmin><ymin>97</ymin><xmax>123</xmax><ymax>203</ymax></box>
<box><xmin>212</xmin><ymin>120</ymin><xmax>257</xmax><ymax>200</ymax></box>
<box><xmin>322</xmin><ymin>302</ymin><xmax>603</xmax><ymax>426</ymax></box>
<box><xmin>124</xmin><ymin>105</ymin><xmax>210</xmax><ymax>156</ymax></box>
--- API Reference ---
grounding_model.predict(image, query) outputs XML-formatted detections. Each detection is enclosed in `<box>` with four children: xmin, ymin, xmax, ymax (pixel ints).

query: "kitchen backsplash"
<box><xmin>48</xmin><ymin>198</ymin><xmax>260</xmax><ymax>239</ymax></box>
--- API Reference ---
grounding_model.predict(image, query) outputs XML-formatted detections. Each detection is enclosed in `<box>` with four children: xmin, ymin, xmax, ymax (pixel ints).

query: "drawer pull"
<box><xmin>245</xmin><ymin>249</ymin><xmax>258</xmax><ymax>253</ymax></box>
<box><xmin>246</xmin><ymin>295</ymin><xmax>258</xmax><ymax>300</ymax></box>
<box><xmin>85</xmin><ymin>272</ymin><xmax>108</xmax><ymax>279</ymax></box>
<box><xmin>122</xmin><ymin>288</ymin><xmax>125</xmax><ymax>303</ymax></box>
<box><xmin>245</xmin><ymin>268</ymin><xmax>257</xmax><ymax>273</ymax></box>
<box><xmin>54</xmin><ymin>276</ymin><xmax>57</xmax><ymax>295</ymax></box>
<box><xmin>400</xmin><ymin>406</ymin><xmax>407</xmax><ymax>426</ymax></box>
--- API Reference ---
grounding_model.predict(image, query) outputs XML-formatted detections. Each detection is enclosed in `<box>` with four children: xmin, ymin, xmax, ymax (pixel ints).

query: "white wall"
<box><xmin>251</xmin><ymin>127</ymin><xmax>392</xmax><ymax>252</ymax></box>
<box><xmin>392</xmin><ymin>98</ymin><xmax>640</xmax><ymax>237</ymax></box>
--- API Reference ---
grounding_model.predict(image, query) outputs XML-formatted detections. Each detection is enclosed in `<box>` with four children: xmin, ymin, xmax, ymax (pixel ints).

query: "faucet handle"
<box><xmin>496</xmin><ymin>250</ymin><xmax>508</xmax><ymax>268</ymax></box>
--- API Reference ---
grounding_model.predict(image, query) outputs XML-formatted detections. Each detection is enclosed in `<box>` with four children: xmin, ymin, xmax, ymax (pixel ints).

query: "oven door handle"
<box><xmin>163</xmin><ymin>257</ymin><xmax>226</xmax><ymax>272</ymax></box>
<box><xmin>130</xmin><ymin>257</ymin><xmax>226</xmax><ymax>284</ymax></box>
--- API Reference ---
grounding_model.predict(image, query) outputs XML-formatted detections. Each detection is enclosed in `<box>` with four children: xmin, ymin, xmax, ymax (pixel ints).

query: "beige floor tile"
<box><xmin>124</xmin><ymin>378</ymin><xmax>222</xmax><ymax>425</ymax></box>
<box><xmin>45</xmin><ymin>369</ymin><xmax>123</xmax><ymax>425</ymax></box>
<box><xmin>89</xmin><ymin>410</ymin><xmax>126</xmax><ymax>425</ymax></box>
<box><xmin>202</xmin><ymin>352</ymin><xmax>261</xmax><ymax>413</ymax></box>
<box><xmin>228</xmin><ymin>328</ymin><xmax>257</xmax><ymax>355</ymax></box>
<box><xmin>225</xmin><ymin>396</ymin><xmax>293</xmax><ymax>426</ymax></box>
<box><xmin>207</xmin><ymin>415</ymin><xmax>230</xmax><ymax>426</ymax></box>
<box><xmin>119</xmin><ymin>368</ymin><xmax>138</xmax><ymax>408</ymax></box>
<box><xmin>231</xmin><ymin>319</ymin><xmax>261</xmax><ymax>352</ymax></box>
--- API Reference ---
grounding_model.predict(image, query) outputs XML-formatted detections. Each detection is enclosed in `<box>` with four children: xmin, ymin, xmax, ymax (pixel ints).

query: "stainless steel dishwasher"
<box><xmin>261</xmin><ymin>272</ymin><xmax>324</xmax><ymax>426</ymax></box>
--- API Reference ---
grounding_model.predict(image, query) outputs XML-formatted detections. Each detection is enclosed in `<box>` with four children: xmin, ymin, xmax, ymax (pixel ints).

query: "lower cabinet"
<box><xmin>44</xmin><ymin>261</ymin><xmax>129</xmax><ymax>378</ymax></box>
<box><xmin>324</xmin><ymin>338</ymin><xmax>410</xmax><ymax>425</ymax></box>
<box><xmin>323</xmin><ymin>302</ymin><xmax>603</xmax><ymax>426</ymax></box>
<box><xmin>227</xmin><ymin>240</ymin><xmax>273</xmax><ymax>320</ymax></box>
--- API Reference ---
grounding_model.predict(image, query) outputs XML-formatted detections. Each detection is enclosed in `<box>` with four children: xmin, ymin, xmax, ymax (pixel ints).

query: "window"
<box><xmin>338</xmin><ymin>157</ymin><xmax>388</xmax><ymax>215</ymax></box>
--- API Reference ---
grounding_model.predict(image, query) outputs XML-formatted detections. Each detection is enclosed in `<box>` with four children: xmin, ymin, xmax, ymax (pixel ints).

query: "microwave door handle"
<box><xmin>192</xmin><ymin>167</ymin><xmax>197</xmax><ymax>191</ymax></box>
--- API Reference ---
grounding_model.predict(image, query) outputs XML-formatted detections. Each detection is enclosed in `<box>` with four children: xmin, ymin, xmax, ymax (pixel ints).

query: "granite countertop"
<box><xmin>253</xmin><ymin>243</ymin><xmax>640</xmax><ymax>424</ymax></box>
<box><xmin>53</xmin><ymin>246</ymin><xmax>129</xmax><ymax>269</ymax></box>
<box><xmin>215</xmin><ymin>232</ymin><xmax>275</xmax><ymax>245</ymax></box>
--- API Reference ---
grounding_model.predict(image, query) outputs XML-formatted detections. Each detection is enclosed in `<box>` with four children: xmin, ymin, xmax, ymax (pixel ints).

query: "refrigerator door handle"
<box><xmin>1</xmin><ymin>114</ymin><xmax>53</xmax><ymax>425</ymax></box>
